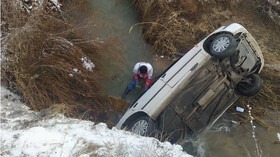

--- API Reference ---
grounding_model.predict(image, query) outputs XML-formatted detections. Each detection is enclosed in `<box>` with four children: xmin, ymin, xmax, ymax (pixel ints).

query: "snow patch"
<box><xmin>50</xmin><ymin>0</ymin><xmax>62</xmax><ymax>9</ymax></box>
<box><xmin>73</xmin><ymin>68</ymin><xmax>78</xmax><ymax>73</ymax></box>
<box><xmin>80</xmin><ymin>57</ymin><xmax>95</xmax><ymax>71</ymax></box>
<box><xmin>246</xmin><ymin>103</ymin><xmax>263</xmax><ymax>157</ymax></box>
<box><xmin>0</xmin><ymin>87</ymin><xmax>192</xmax><ymax>157</ymax></box>
<box><xmin>19</xmin><ymin>0</ymin><xmax>62</xmax><ymax>13</ymax></box>
<box><xmin>69</xmin><ymin>68</ymin><xmax>79</xmax><ymax>77</ymax></box>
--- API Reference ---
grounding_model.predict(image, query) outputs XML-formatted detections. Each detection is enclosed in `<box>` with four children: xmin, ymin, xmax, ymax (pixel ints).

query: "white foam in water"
<box><xmin>183</xmin><ymin>138</ymin><xmax>207</xmax><ymax>157</ymax></box>
<box><xmin>209</xmin><ymin>123</ymin><xmax>231</xmax><ymax>133</ymax></box>
<box><xmin>247</xmin><ymin>103</ymin><xmax>263</xmax><ymax>157</ymax></box>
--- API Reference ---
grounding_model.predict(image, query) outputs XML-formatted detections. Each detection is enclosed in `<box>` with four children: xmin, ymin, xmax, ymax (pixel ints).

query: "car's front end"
<box><xmin>210</xmin><ymin>23</ymin><xmax>264</xmax><ymax>74</ymax></box>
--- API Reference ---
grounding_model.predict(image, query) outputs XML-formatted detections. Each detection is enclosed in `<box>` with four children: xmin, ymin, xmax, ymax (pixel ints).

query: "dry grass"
<box><xmin>133</xmin><ymin>0</ymin><xmax>209</xmax><ymax>57</ymax></box>
<box><xmin>133</xmin><ymin>0</ymin><xmax>280</xmax><ymax>128</ymax></box>
<box><xmin>232</xmin><ymin>68</ymin><xmax>280</xmax><ymax>128</ymax></box>
<box><xmin>132</xmin><ymin>0</ymin><xmax>238</xmax><ymax>58</ymax></box>
<box><xmin>1</xmin><ymin>0</ymin><xmax>127</xmax><ymax>123</ymax></box>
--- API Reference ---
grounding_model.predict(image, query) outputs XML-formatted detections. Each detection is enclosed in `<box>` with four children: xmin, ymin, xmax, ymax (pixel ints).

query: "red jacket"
<box><xmin>132</xmin><ymin>62</ymin><xmax>153</xmax><ymax>89</ymax></box>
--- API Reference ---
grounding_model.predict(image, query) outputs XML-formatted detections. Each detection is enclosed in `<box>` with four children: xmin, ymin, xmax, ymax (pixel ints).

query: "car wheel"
<box><xmin>128</xmin><ymin>116</ymin><xmax>156</xmax><ymax>136</ymax></box>
<box><xmin>210</xmin><ymin>33</ymin><xmax>237</xmax><ymax>59</ymax></box>
<box><xmin>236</xmin><ymin>74</ymin><xmax>262</xmax><ymax>96</ymax></box>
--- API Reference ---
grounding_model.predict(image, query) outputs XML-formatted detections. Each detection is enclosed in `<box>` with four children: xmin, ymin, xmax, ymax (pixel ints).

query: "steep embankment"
<box><xmin>1</xmin><ymin>0</ymin><xmax>127</xmax><ymax>125</ymax></box>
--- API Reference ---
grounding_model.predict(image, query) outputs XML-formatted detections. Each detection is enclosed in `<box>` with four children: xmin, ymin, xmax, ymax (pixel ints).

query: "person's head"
<box><xmin>139</xmin><ymin>65</ymin><xmax>147</xmax><ymax>74</ymax></box>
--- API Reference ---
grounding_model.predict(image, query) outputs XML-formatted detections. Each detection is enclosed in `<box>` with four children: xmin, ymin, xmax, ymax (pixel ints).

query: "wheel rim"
<box><xmin>131</xmin><ymin>120</ymin><xmax>148</xmax><ymax>136</ymax></box>
<box><xmin>212</xmin><ymin>36</ymin><xmax>230</xmax><ymax>53</ymax></box>
<box><xmin>239</xmin><ymin>77</ymin><xmax>255</xmax><ymax>89</ymax></box>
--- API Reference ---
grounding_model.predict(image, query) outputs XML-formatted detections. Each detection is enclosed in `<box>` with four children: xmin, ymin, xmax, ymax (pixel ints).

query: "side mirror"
<box><xmin>174</xmin><ymin>52</ymin><xmax>184</xmax><ymax>57</ymax></box>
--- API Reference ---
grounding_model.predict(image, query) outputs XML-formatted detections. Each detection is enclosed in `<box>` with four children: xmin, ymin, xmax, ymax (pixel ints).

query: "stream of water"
<box><xmin>86</xmin><ymin>0</ymin><xmax>280</xmax><ymax>156</ymax></box>
<box><xmin>182</xmin><ymin>111</ymin><xmax>280</xmax><ymax>157</ymax></box>
<box><xmin>86</xmin><ymin>0</ymin><xmax>172</xmax><ymax>103</ymax></box>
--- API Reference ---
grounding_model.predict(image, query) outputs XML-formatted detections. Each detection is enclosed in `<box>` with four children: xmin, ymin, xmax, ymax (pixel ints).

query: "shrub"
<box><xmin>1</xmin><ymin>0</ymin><xmax>127</xmax><ymax>122</ymax></box>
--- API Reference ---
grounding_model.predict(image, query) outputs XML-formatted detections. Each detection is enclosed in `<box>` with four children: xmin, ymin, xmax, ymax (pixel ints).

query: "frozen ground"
<box><xmin>0</xmin><ymin>87</ymin><xmax>192</xmax><ymax>157</ymax></box>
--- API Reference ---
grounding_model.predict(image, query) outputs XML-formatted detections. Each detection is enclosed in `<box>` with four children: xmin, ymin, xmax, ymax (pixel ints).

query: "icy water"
<box><xmin>182</xmin><ymin>112</ymin><xmax>280</xmax><ymax>157</ymax></box>
<box><xmin>87</xmin><ymin>0</ymin><xmax>280</xmax><ymax>156</ymax></box>
<box><xmin>86</xmin><ymin>0</ymin><xmax>172</xmax><ymax>103</ymax></box>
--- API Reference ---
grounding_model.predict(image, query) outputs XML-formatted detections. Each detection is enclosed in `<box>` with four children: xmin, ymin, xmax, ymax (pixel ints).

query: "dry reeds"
<box><xmin>133</xmin><ymin>0</ymin><xmax>209</xmax><ymax>57</ymax></box>
<box><xmin>233</xmin><ymin>68</ymin><xmax>280</xmax><ymax>128</ymax></box>
<box><xmin>1</xmin><ymin>0</ymin><xmax>127</xmax><ymax>122</ymax></box>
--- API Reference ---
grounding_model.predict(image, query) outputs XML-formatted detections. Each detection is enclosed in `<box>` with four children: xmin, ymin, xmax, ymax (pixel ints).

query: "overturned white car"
<box><xmin>116</xmin><ymin>23</ymin><xmax>264</xmax><ymax>143</ymax></box>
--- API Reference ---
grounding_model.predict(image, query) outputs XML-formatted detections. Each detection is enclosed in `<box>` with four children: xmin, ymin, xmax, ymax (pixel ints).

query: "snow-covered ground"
<box><xmin>0</xmin><ymin>87</ymin><xmax>192</xmax><ymax>157</ymax></box>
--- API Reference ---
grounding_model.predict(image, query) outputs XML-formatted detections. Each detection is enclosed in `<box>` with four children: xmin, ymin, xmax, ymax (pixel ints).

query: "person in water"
<box><xmin>121</xmin><ymin>62</ymin><xmax>153</xmax><ymax>99</ymax></box>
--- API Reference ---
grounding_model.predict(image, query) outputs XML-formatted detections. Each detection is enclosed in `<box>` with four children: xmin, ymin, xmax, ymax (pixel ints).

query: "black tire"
<box><xmin>236</xmin><ymin>74</ymin><xmax>262</xmax><ymax>96</ymax></box>
<box><xmin>209</xmin><ymin>33</ymin><xmax>238</xmax><ymax>59</ymax></box>
<box><xmin>127</xmin><ymin>116</ymin><xmax>156</xmax><ymax>136</ymax></box>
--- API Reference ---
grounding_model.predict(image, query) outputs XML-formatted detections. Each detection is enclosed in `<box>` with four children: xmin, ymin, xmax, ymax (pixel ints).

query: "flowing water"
<box><xmin>86</xmin><ymin>0</ymin><xmax>172</xmax><ymax>103</ymax></box>
<box><xmin>86</xmin><ymin>0</ymin><xmax>280</xmax><ymax>156</ymax></box>
<box><xmin>182</xmin><ymin>111</ymin><xmax>280</xmax><ymax>157</ymax></box>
